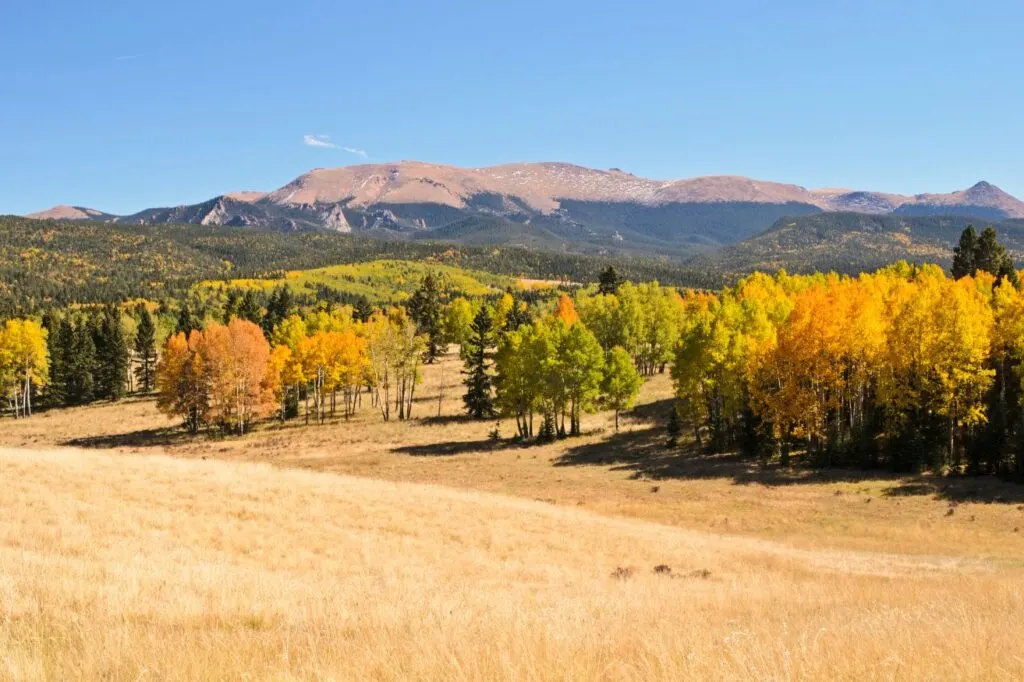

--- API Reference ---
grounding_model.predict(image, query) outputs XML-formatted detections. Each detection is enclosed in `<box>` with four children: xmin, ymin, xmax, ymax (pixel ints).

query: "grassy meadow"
<box><xmin>197</xmin><ymin>260</ymin><xmax>515</xmax><ymax>304</ymax></box>
<box><xmin>3</xmin><ymin>351</ymin><xmax>1024</xmax><ymax>680</ymax></box>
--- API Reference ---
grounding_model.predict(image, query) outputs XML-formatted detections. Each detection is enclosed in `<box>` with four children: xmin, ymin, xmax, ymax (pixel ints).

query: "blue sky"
<box><xmin>2</xmin><ymin>0</ymin><xmax>1022</xmax><ymax>215</ymax></box>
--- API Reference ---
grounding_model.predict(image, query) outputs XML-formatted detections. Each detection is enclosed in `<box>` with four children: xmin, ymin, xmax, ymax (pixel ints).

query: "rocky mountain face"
<box><xmin>24</xmin><ymin>163</ymin><xmax>1024</xmax><ymax>259</ymax></box>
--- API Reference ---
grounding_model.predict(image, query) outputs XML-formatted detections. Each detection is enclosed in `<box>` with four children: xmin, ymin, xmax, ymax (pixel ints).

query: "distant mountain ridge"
<box><xmin>26</xmin><ymin>205</ymin><xmax>120</xmax><ymax>222</ymax></box>
<box><xmin>25</xmin><ymin>162</ymin><xmax>1024</xmax><ymax>259</ymax></box>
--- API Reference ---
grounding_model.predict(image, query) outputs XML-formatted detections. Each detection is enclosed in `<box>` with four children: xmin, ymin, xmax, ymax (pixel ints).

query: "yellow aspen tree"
<box><xmin>553</xmin><ymin>294</ymin><xmax>579</xmax><ymax>327</ymax></box>
<box><xmin>0</xmin><ymin>319</ymin><xmax>49</xmax><ymax>418</ymax></box>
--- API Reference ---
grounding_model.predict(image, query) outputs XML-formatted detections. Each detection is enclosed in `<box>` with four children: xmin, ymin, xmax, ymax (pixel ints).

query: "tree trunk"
<box><xmin>437</xmin><ymin>360</ymin><xmax>444</xmax><ymax>418</ymax></box>
<box><xmin>949</xmin><ymin>416</ymin><xmax>956</xmax><ymax>470</ymax></box>
<box><xmin>406</xmin><ymin>380</ymin><xmax>415</xmax><ymax>420</ymax></box>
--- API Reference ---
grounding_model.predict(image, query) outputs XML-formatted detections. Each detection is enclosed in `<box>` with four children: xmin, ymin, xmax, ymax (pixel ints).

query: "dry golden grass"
<box><xmin>4</xmin><ymin>350</ymin><xmax>1024</xmax><ymax>678</ymax></box>
<box><xmin>6</xmin><ymin>351</ymin><xmax>1024</xmax><ymax>563</ymax></box>
<box><xmin>3</xmin><ymin>446</ymin><xmax>1024</xmax><ymax>680</ymax></box>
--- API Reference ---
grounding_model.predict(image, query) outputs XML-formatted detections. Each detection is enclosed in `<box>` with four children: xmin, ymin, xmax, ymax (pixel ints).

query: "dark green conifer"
<box><xmin>598</xmin><ymin>265</ymin><xmax>622</xmax><ymax>296</ymax></box>
<box><xmin>666</xmin><ymin>402</ymin><xmax>682</xmax><ymax>447</ymax></box>
<box><xmin>462</xmin><ymin>306</ymin><xmax>495</xmax><ymax>419</ymax></box>
<box><xmin>408</xmin><ymin>272</ymin><xmax>445</xmax><ymax>363</ymax></box>
<box><xmin>67</xmin><ymin>321</ymin><xmax>98</xmax><ymax>405</ymax></box>
<box><xmin>94</xmin><ymin>309</ymin><xmax>129</xmax><ymax>401</ymax></box>
<box><xmin>134</xmin><ymin>305</ymin><xmax>158</xmax><ymax>393</ymax></box>
<box><xmin>176</xmin><ymin>304</ymin><xmax>198</xmax><ymax>336</ymax></box>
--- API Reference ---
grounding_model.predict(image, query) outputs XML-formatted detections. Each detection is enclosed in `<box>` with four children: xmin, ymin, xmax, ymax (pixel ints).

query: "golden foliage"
<box><xmin>155</xmin><ymin>320</ymin><xmax>276</xmax><ymax>434</ymax></box>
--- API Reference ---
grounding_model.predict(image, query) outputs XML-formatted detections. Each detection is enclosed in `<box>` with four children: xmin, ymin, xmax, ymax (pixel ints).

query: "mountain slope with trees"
<box><xmin>0</xmin><ymin>216</ymin><xmax>715</xmax><ymax>315</ymax></box>
<box><xmin>692</xmin><ymin>213</ymin><xmax>1024</xmax><ymax>279</ymax></box>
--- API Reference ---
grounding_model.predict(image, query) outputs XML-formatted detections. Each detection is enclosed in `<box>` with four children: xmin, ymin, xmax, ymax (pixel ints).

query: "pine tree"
<box><xmin>353</xmin><ymin>297</ymin><xmax>375</xmax><ymax>322</ymax></box>
<box><xmin>537</xmin><ymin>413</ymin><xmax>556</xmax><ymax>442</ymax></box>
<box><xmin>66</xmin><ymin>322</ymin><xmax>98</xmax><ymax>405</ymax></box>
<box><xmin>42</xmin><ymin>313</ymin><xmax>67</xmax><ymax>406</ymax></box>
<box><xmin>666</xmin><ymin>401</ymin><xmax>682</xmax><ymax>447</ymax></box>
<box><xmin>134</xmin><ymin>305</ymin><xmax>158</xmax><ymax>393</ymax></box>
<box><xmin>408</xmin><ymin>272</ymin><xmax>445</xmax><ymax>363</ymax></box>
<box><xmin>462</xmin><ymin>306</ymin><xmax>495</xmax><ymax>418</ymax></box>
<box><xmin>176</xmin><ymin>303</ymin><xmax>198</xmax><ymax>336</ymax></box>
<box><xmin>238</xmin><ymin>290</ymin><xmax>263</xmax><ymax>325</ymax></box>
<box><xmin>976</xmin><ymin>226</ymin><xmax>1018</xmax><ymax>286</ymax></box>
<box><xmin>598</xmin><ymin>265</ymin><xmax>622</xmax><ymax>296</ymax></box>
<box><xmin>48</xmin><ymin>319</ymin><xmax>75</xmax><ymax>405</ymax></box>
<box><xmin>951</xmin><ymin>225</ymin><xmax>978</xmax><ymax>279</ymax></box>
<box><xmin>262</xmin><ymin>286</ymin><xmax>294</xmax><ymax>337</ymax></box>
<box><xmin>952</xmin><ymin>225</ymin><xmax>1017</xmax><ymax>286</ymax></box>
<box><xmin>223</xmin><ymin>289</ymin><xmax>242</xmax><ymax>322</ymax></box>
<box><xmin>94</xmin><ymin>309</ymin><xmax>129</xmax><ymax>401</ymax></box>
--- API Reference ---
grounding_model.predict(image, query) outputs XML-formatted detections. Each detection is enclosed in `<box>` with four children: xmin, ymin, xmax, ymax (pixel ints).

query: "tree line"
<box><xmin>150</xmin><ymin>273</ymin><xmax>642</xmax><ymax>439</ymax></box>
<box><xmin>0</xmin><ymin>305</ymin><xmax>159</xmax><ymax>416</ymax></box>
<box><xmin>9</xmin><ymin>227</ymin><xmax>1024</xmax><ymax>484</ymax></box>
<box><xmin>670</xmin><ymin>227</ymin><xmax>1024</xmax><ymax>478</ymax></box>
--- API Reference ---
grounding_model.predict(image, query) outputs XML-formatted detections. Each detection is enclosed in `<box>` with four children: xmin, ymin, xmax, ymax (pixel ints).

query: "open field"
<box><xmin>3</xmin><ymin>446</ymin><xmax>1024</xmax><ymax>680</ymax></box>
<box><xmin>4</xmin><ymin>351</ymin><xmax>1024</xmax><ymax>679</ymax></box>
<box><xmin>196</xmin><ymin>260</ymin><xmax>512</xmax><ymax>303</ymax></box>
<box><xmin>6</xmin><ymin>352</ymin><xmax>1024</xmax><ymax>562</ymax></box>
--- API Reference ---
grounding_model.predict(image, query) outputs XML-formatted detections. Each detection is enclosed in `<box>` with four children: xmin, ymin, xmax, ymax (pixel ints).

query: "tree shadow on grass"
<box><xmin>627</xmin><ymin>396</ymin><xmax>676</xmax><ymax>423</ymax></box>
<box><xmin>391</xmin><ymin>437</ymin><xmax>526</xmax><ymax>457</ymax></box>
<box><xmin>554</xmin><ymin>424</ymin><xmax>1024</xmax><ymax>503</ymax></box>
<box><xmin>553</xmin><ymin>426</ymin><xmax>806</xmax><ymax>486</ymax></box>
<box><xmin>417</xmin><ymin>414</ymin><xmax>480</xmax><ymax>426</ymax></box>
<box><xmin>881</xmin><ymin>478</ymin><xmax>1024</xmax><ymax>504</ymax></box>
<box><xmin>63</xmin><ymin>427</ymin><xmax>194</xmax><ymax>449</ymax></box>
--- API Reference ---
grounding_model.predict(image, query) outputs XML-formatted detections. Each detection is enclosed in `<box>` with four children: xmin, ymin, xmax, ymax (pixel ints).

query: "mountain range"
<box><xmin>25</xmin><ymin>162</ymin><xmax>1024</xmax><ymax>260</ymax></box>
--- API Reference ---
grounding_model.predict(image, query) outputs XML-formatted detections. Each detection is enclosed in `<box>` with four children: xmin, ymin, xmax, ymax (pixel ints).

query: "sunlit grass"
<box><xmin>3</xmin><ymin>446</ymin><xmax>1023</xmax><ymax>680</ymax></box>
<box><xmin>4</xmin><ymin>352</ymin><xmax>1024</xmax><ymax>679</ymax></box>
<box><xmin>195</xmin><ymin>259</ymin><xmax>512</xmax><ymax>303</ymax></box>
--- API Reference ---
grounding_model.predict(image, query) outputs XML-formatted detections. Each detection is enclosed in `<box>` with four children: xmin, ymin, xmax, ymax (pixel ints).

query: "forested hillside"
<box><xmin>0</xmin><ymin>216</ymin><xmax>715</xmax><ymax>314</ymax></box>
<box><xmin>694</xmin><ymin>213</ymin><xmax>1024</xmax><ymax>278</ymax></box>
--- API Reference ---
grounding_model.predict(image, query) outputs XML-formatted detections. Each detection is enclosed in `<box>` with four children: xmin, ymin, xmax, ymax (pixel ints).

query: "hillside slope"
<box><xmin>692</xmin><ymin>213</ymin><xmax>1024</xmax><ymax>278</ymax></box>
<box><xmin>2</xmin><ymin>446</ymin><xmax>1020</xmax><ymax>680</ymax></box>
<box><xmin>0</xmin><ymin>215</ymin><xmax>713</xmax><ymax>313</ymax></box>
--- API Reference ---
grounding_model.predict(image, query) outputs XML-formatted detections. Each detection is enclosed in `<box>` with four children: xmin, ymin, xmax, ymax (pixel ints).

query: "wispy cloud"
<box><xmin>303</xmin><ymin>135</ymin><xmax>370</xmax><ymax>159</ymax></box>
<box><xmin>303</xmin><ymin>134</ymin><xmax>337</xmax><ymax>148</ymax></box>
<box><xmin>115</xmin><ymin>53</ymin><xmax>144</xmax><ymax>61</ymax></box>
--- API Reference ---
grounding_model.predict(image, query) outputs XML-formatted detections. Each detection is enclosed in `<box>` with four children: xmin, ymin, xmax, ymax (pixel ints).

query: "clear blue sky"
<box><xmin>2</xmin><ymin>0</ymin><xmax>1022</xmax><ymax>215</ymax></box>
